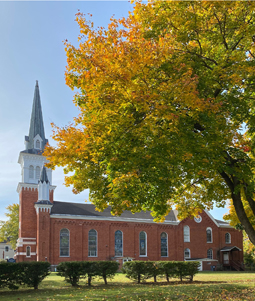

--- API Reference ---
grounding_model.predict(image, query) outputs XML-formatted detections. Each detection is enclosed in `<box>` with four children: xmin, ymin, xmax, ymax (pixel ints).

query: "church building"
<box><xmin>15</xmin><ymin>82</ymin><xmax>244</xmax><ymax>271</ymax></box>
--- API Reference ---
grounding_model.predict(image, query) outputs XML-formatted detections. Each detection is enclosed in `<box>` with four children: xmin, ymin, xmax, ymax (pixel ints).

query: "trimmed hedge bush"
<box><xmin>0</xmin><ymin>261</ymin><xmax>50</xmax><ymax>290</ymax></box>
<box><xmin>57</xmin><ymin>261</ymin><xmax>119</xmax><ymax>286</ymax></box>
<box><xmin>122</xmin><ymin>261</ymin><xmax>200</xmax><ymax>283</ymax></box>
<box><xmin>19</xmin><ymin>261</ymin><xmax>51</xmax><ymax>289</ymax></box>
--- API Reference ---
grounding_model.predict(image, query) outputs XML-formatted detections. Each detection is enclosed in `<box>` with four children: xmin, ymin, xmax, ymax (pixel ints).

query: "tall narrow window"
<box><xmin>225</xmin><ymin>232</ymin><xmax>231</xmax><ymax>244</ymax></box>
<box><xmin>161</xmin><ymin>232</ymin><xmax>168</xmax><ymax>257</ymax></box>
<box><xmin>36</xmin><ymin>139</ymin><xmax>40</xmax><ymax>149</ymax></box>
<box><xmin>139</xmin><ymin>231</ymin><xmax>147</xmax><ymax>256</ymax></box>
<box><xmin>184</xmin><ymin>225</ymin><xmax>190</xmax><ymax>242</ymax></box>
<box><xmin>184</xmin><ymin>248</ymin><xmax>190</xmax><ymax>259</ymax></box>
<box><xmin>88</xmin><ymin>229</ymin><xmax>97</xmax><ymax>257</ymax></box>
<box><xmin>207</xmin><ymin>249</ymin><xmax>213</xmax><ymax>259</ymax></box>
<box><xmin>206</xmin><ymin>228</ymin><xmax>212</xmax><ymax>243</ymax></box>
<box><xmin>60</xmin><ymin>228</ymin><xmax>69</xmax><ymax>257</ymax></box>
<box><xmin>36</xmin><ymin>166</ymin><xmax>41</xmax><ymax>179</ymax></box>
<box><xmin>26</xmin><ymin>246</ymin><xmax>31</xmax><ymax>257</ymax></box>
<box><xmin>115</xmin><ymin>230</ymin><xmax>123</xmax><ymax>257</ymax></box>
<box><xmin>29</xmin><ymin>165</ymin><xmax>34</xmax><ymax>179</ymax></box>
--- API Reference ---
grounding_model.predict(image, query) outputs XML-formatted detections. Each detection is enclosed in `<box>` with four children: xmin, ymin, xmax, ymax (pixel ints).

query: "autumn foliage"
<box><xmin>45</xmin><ymin>1</ymin><xmax>255</xmax><ymax>244</ymax></box>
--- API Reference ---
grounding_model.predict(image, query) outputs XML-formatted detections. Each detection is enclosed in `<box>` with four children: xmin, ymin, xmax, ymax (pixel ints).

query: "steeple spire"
<box><xmin>37</xmin><ymin>166</ymin><xmax>50</xmax><ymax>202</ymax></box>
<box><xmin>25</xmin><ymin>81</ymin><xmax>47</xmax><ymax>151</ymax></box>
<box><xmin>39</xmin><ymin>166</ymin><xmax>49</xmax><ymax>184</ymax></box>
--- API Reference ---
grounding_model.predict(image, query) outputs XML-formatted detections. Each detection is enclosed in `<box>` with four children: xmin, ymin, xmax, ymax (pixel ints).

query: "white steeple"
<box><xmin>18</xmin><ymin>81</ymin><xmax>52</xmax><ymax>185</ymax></box>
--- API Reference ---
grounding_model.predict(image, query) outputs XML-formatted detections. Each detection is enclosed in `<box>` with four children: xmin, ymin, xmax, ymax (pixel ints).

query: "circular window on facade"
<box><xmin>194</xmin><ymin>215</ymin><xmax>202</xmax><ymax>223</ymax></box>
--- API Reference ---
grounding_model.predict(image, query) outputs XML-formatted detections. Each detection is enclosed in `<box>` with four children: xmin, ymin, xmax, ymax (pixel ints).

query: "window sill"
<box><xmin>60</xmin><ymin>255</ymin><xmax>70</xmax><ymax>257</ymax></box>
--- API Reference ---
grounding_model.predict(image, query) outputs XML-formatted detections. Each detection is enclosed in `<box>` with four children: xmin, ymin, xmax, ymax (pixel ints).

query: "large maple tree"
<box><xmin>45</xmin><ymin>1</ymin><xmax>255</xmax><ymax>244</ymax></box>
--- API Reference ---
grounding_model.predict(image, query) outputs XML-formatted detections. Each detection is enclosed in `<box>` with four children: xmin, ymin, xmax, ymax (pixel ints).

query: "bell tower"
<box><xmin>16</xmin><ymin>81</ymin><xmax>55</xmax><ymax>262</ymax></box>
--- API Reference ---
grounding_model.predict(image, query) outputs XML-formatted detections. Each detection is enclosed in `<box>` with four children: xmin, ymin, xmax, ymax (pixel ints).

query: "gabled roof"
<box><xmin>50</xmin><ymin>201</ymin><xmax>178</xmax><ymax>223</ymax></box>
<box><xmin>220</xmin><ymin>246</ymin><xmax>241</xmax><ymax>252</ymax></box>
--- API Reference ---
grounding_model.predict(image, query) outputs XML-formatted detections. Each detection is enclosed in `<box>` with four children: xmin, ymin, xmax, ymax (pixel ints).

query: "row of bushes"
<box><xmin>0</xmin><ymin>260</ymin><xmax>200</xmax><ymax>289</ymax></box>
<box><xmin>122</xmin><ymin>261</ymin><xmax>200</xmax><ymax>283</ymax></box>
<box><xmin>57</xmin><ymin>261</ymin><xmax>119</xmax><ymax>286</ymax></box>
<box><xmin>0</xmin><ymin>261</ymin><xmax>50</xmax><ymax>290</ymax></box>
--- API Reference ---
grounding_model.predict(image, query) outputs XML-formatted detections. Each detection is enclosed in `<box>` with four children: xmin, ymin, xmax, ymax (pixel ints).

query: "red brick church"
<box><xmin>15</xmin><ymin>82</ymin><xmax>244</xmax><ymax>271</ymax></box>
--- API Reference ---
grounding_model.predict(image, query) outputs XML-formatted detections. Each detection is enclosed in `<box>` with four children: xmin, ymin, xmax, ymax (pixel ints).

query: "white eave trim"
<box><xmin>204</xmin><ymin>210</ymin><xmax>220</xmax><ymax>227</ymax></box>
<box><xmin>204</xmin><ymin>210</ymin><xmax>233</xmax><ymax>228</ymax></box>
<box><xmin>50</xmin><ymin>214</ymin><xmax>179</xmax><ymax>225</ymax></box>
<box><xmin>17</xmin><ymin>182</ymin><xmax>56</xmax><ymax>193</ymax></box>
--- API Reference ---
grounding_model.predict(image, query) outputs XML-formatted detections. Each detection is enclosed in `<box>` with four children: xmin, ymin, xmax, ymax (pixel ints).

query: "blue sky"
<box><xmin>0</xmin><ymin>1</ymin><xmax>228</xmax><ymax>222</ymax></box>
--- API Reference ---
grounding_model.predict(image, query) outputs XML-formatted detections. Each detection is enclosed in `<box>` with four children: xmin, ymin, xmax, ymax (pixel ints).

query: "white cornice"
<box><xmin>17</xmin><ymin>182</ymin><xmax>56</xmax><ymax>193</ymax></box>
<box><xmin>18</xmin><ymin>152</ymin><xmax>44</xmax><ymax>164</ymax></box>
<box><xmin>50</xmin><ymin>214</ymin><xmax>179</xmax><ymax>225</ymax></box>
<box><xmin>35</xmin><ymin>203</ymin><xmax>53</xmax><ymax>214</ymax></box>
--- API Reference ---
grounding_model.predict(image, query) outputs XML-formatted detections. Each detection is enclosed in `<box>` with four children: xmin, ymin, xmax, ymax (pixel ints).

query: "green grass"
<box><xmin>1</xmin><ymin>272</ymin><xmax>255</xmax><ymax>300</ymax></box>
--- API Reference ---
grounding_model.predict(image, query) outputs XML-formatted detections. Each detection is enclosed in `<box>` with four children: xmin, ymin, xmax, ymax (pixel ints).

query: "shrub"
<box><xmin>19</xmin><ymin>261</ymin><xmax>51</xmax><ymax>289</ymax></box>
<box><xmin>57</xmin><ymin>261</ymin><xmax>85</xmax><ymax>286</ymax></box>
<box><xmin>122</xmin><ymin>261</ymin><xmax>148</xmax><ymax>284</ymax></box>
<box><xmin>0</xmin><ymin>262</ymin><xmax>20</xmax><ymax>290</ymax></box>
<box><xmin>96</xmin><ymin>261</ymin><xmax>119</xmax><ymax>284</ymax></box>
<box><xmin>122</xmin><ymin>261</ymin><xmax>200</xmax><ymax>283</ymax></box>
<box><xmin>142</xmin><ymin>261</ymin><xmax>162</xmax><ymax>283</ymax></box>
<box><xmin>157</xmin><ymin>261</ymin><xmax>177</xmax><ymax>282</ymax></box>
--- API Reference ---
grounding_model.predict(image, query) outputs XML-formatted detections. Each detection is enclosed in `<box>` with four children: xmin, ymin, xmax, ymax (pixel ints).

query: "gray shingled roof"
<box><xmin>26</xmin><ymin>81</ymin><xmax>47</xmax><ymax>150</ymax></box>
<box><xmin>51</xmin><ymin>201</ymin><xmax>178</xmax><ymax>221</ymax></box>
<box><xmin>215</xmin><ymin>219</ymin><xmax>229</xmax><ymax>225</ymax></box>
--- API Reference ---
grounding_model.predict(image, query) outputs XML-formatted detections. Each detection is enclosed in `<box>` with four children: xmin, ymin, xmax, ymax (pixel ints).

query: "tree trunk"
<box><xmin>103</xmin><ymin>275</ymin><xmax>107</xmax><ymax>285</ymax></box>
<box><xmin>220</xmin><ymin>170</ymin><xmax>255</xmax><ymax>245</ymax></box>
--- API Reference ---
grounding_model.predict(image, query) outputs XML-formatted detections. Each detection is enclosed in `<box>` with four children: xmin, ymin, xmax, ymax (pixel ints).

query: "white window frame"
<box><xmin>60</xmin><ymin>228</ymin><xmax>70</xmax><ymax>257</ymax></box>
<box><xmin>36</xmin><ymin>166</ymin><xmax>41</xmax><ymax>179</ymax></box>
<box><xmin>26</xmin><ymin>246</ymin><xmax>31</xmax><ymax>257</ymax></box>
<box><xmin>139</xmin><ymin>231</ymin><xmax>147</xmax><ymax>257</ymax></box>
<box><xmin>225</xmin><ymin>232</ymin><xmax>231</xmax><ymax>244</ymax></box>
<box><xmin>184</xmin><ymin>248</ymin><xmax>190</xmax><ymax>259</ymax></box>
<box><xmin>115</xmin><ymin>230</ymin><xmax>123</xmax><ymax>257</ymax></box>
<box><xmin>160</xmin><ymin>232</ymin><xmax>168</xmax><ymax>257</ymax></box>
<box><xmin>88</xmin><ymin>229</ymin><xmax>98</xmax><ymax>257</ymax></box>
<box><xmin>206</xmin><ymin>227</ymin><xmax>213</xmax><ymax>243</ymax></box>
<box><xmin>207</xmin><ymin>248</ymin><xmax>213</xmax><ymax>259</ymax></box>
<box><xmin>36</xmin><ymin>139</ymin><xmax>41</xmax><ymax>149</ymax></box>
<box><xmin>29</xmin><ymin>165</ymin><xmax>34</xmax><ymax>179</ymax></box>
<box><xmin>184</xmin><ymin>225</ymin><xmax>190</xmax><ymax>242</ymax></box>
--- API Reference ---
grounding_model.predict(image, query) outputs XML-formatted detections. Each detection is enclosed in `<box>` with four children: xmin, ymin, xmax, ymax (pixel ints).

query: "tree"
<box><xmin>45</xmin><ymin>1</ymin><xmax>255</xmax><ymax>244</ymax></box>
<box><xmin>0</xmin><ymin>204</ymin><xmax>19</xmax><ymax>249</ymax></box>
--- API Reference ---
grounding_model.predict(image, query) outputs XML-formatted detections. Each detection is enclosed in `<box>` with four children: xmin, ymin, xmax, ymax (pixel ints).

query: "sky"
<box><xmin>0</xmin><ymin>1</ymin><xmax>228</xmax><ymax>222</ymax></box>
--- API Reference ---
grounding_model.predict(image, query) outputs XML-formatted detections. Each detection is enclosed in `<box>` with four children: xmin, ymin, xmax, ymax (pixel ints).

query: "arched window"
<box><xmin>225</xmin><ymin>232</ymin><xmax>231</xmax><ymax>244</ymax></box>
<box><xmin>88</xmin><ymin>229</ymin><xmax>97</xmax><ymax>257</ymax></box>
<box><xmin>139</xmin><ymin>231</ymin><xmax>147</xmax><ymax>256</ymax></box>
<box><xmin>184</xmin><ymin>225</ymin><xmax>190</xmax><ymax>242</ymax></box>
<box><xmin>206</xmin><ymin>227</ymin><xmax>213</xmax><ymax>243</ymax></box>
<box><xmin>36</xmin><ymin>139</ymin><xmax>40</xmax><ymax>149</ymax></box>
<box><xmin>29</xmin><ymin>165</ymin><xmax>34</xmax><ymax>179</ymax></box>
<box><xmin>36</xmin><ymin>166</ymin><xmax>41</xmax><ymax>179</ymax></box>
<box><xmin>26</xmin><ymin>246</ymin><xmax>31</xmax><ymax>257</ymax></box>
<box><xmin>115</xmin><ymin>230</ymin><xmax>123</xmax><ymax>257</ymax></box>
<box><xmin>184</xmin><ymin>248</ymin><xmax>190</xmax><ymax>259</ymax></box>
<box><xmin>161</xmin><ymin>232</ymin><xmax>168</xmax><ymax>257</ymax></box>
<box><xmin>207</xmin><ymin>249</ymin><xmax>213</xmax><ymax>259</ymax></box>
<box><xmin>60</xmin><ymin>228</ymin><xmax>69</xmax><ymax>257</ymax></box>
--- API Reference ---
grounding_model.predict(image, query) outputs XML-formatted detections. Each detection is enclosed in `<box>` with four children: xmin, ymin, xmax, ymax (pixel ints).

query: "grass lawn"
<box><xmin>1</xmin><ymin>272</ymin><xmax>255</xmax><ymax>300</ymax></box>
